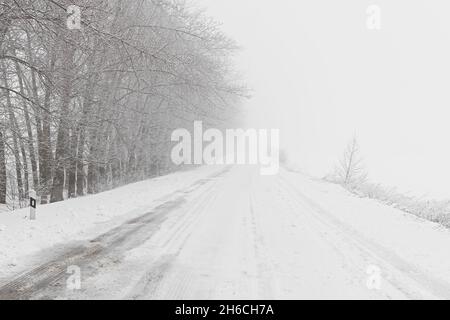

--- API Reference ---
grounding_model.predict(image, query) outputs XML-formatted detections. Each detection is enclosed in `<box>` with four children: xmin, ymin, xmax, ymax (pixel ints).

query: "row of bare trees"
<box><xmin>0</xmin><ymin>0</ymin><xmax>244</xmax><ymax>209</ymax></box>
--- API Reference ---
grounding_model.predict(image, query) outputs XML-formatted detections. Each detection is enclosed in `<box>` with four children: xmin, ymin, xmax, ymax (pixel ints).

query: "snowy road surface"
<box><xmin>1</xmin><ymin>166</ymin><xmax>450</xmax><ymax>299</ymax></box>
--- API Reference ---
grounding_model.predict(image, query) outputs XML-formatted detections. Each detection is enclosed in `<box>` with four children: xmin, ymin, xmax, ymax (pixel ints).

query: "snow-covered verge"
<box><xmin>285</xmin><ymin>163</ymin><xmax>450</xmax><ymax>229</ymax></box>
<box><xmin>0</xmin><ymin>165</ymin><xmax>225</xmax><ymax>280</ymax></box>
<box><xmin>281</xmin><ymin>168</ymin><xmax>450</xmax><ymax>294</ymax></box>
<box><xmin>349</xmin><ymin>182</ymin><xmax>450</xmax><ymax>228</ymax></box>
<box><xmin>322</xmin><ymin>176</ymin><xmax>450</xmax><ymax>229</ymax></box>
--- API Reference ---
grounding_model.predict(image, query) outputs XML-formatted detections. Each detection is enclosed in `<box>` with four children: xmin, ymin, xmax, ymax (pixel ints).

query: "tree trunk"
<box><xmin>50</xmin><ymin>109</ymin><xmax>69</xmax><ymax>203</ymax></box>
<box><xmin>15</xmin><ymin>61</ymin><xmax>38</xmax><ymax>190</ymax></box>
<box><xmin>20</xmin><ymin>143</ymin><xmax>29</xmax><ymax>196</ymax></box>
<box><xmin>40</xmin><ymin>83</ymin><xmax>53</xmax><ymax>203</ymax></box>
<box><xmin>87</xmin><ymin>131</ymin><xmax>101</xmax><ymax>194</ymax></box>
<box><xmin>67</xmin><ymin>128</ymin><xmax>78</xmax><ymax>198</ymax></box>
<box><xmin>50</xmin><ymin>44</ymin><xmax>74</xmax><ymax>203</ymax></box>
<box><xmin>87</xmin><ymin>142</ymin><xmax>98</xmax><ymax>194</ymax></box>
<box><xmin>76</xmin><ymin>126</ymin><xmax>86</xmax><ymax>196</ymax></box>
<box><xmin>75</xmin><ymin>56</ymin><xmax>98</xmax><ymax>196</ymax></box>
<box><xmin>0</xmin><ymin>129</ymin><xmax>6</xmax><ymax>205</ymax></box>
<box><xmin>26</xmin><ymin>32</ymin><xmax>54</xmax><ymax>203</ymax></box>
<box><xmin>3</xmin><ymin>68</ymin><xmax>25</xmax><ymax>203</ymax></box>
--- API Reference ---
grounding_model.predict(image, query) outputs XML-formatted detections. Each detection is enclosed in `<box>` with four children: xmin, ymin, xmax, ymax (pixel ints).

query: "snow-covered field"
<box><xmin>1</xmin><ymin>165</ymin><xmax>450</xmax><ymax>299</ymax></box>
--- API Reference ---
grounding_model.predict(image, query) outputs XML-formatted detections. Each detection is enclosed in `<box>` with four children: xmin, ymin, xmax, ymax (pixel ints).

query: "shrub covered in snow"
<box><xmin>334</xmin><ymin>180</ymin><xmax>450</xmax><ymax>228</ymax></box>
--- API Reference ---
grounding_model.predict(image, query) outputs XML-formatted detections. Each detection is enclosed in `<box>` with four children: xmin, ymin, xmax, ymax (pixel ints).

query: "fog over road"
<box><xmin>1</xmin><ymin>166</ymin><xmax>450</xmax><ymax>300</ymax></box>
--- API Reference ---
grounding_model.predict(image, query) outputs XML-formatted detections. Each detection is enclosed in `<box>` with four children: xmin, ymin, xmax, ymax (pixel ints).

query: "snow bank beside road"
<box><xmin>281</xmin><ymin>168</ymin><xmax>450</xmax><ymax>297</ymax></box>
<box><xmin>0</xmin><ymin>166</ymin><xmax>224</xmax><ymax>280</ymax></box>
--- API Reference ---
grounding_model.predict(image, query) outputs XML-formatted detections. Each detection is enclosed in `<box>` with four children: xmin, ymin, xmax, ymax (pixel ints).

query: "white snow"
<box><xmin>280</xmin><ymin>168</ymin><xmax>450</xmax><ymax>299</ymax></box>
<box><xmin>1</xmin><ymin>165</ymin><xmax>450</xmax><ymax>300</ymax></box>
<box><xmin>0</xmin><ymin>166</ymin><xmax>225</xmax><ymax>280</ymax></box>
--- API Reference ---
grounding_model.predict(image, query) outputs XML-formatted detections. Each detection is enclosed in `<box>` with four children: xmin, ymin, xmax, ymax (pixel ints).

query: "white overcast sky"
<box><xmin>196</xmin><ymin>0</ymin><xmax>450</xmax><ymax>199</ymax></box>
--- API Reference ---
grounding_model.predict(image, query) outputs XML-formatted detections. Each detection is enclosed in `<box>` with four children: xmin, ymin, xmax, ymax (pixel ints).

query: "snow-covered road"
<box><xmin>1</xmin><ymin>166</ymin><xmax>450</xmax><ymax>300</ymax></box>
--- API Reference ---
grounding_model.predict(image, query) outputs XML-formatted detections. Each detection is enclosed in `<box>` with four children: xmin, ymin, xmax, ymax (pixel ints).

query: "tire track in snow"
<box><xmin>278</xmin><ymin>173</ymin><xmax>450</xmax><ymax>300</ymax></box>
<box><xmin>0</xmin><ymin>167</ymin><xmax>231</xmax><ymax>300</ymax></box>
<box><xmin>272</xmin><ymin>177</ymin><xmax>402</xmax><ymax>299</ymax></box>
<box><xmin>139</xmin><ymin>166</ymin><xmax>270</xmax><ymax>299</ymax></box>
<box><xmin>248</xmin><ymin>187</ymin><xmax>278</xmax><ymax>299</ymax></box>
<box><xmin>126</xmin><ymin>179</ymin><xmax>224</xmax><ymax>299</ymax></box>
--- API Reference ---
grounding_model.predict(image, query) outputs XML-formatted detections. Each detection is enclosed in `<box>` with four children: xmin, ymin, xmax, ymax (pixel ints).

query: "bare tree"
<box><xmin>0</xmin><ymin>0</ymin><xmax>246</xmax><ymax>207</ymax></box>
<box><xmin>0</xmin><ymin>128</ymin><xmax>6</xmax><ymax>205</ymax></box>
<box><xmin>333</xmin><ymin>136</ymin><xmax>367</xmax><ymax>186</ymax></box>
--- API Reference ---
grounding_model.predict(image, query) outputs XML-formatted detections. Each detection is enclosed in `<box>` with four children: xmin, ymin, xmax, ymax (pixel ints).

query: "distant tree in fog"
<box><xmin>333</xmin><ymin>136</ymin><xmax>367</xmax><ymax>186</ymax></box>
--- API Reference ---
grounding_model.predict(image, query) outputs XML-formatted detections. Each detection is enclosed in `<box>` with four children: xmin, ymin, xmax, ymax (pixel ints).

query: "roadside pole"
<box><xmin>29</xmin><ymin>190</ymin><xmax>36</xmax><ymax>220</ymax></box>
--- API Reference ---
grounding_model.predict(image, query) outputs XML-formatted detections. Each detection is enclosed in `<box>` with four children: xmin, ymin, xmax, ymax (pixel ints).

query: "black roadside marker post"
<box><xmin>30</xmin><ymin>190</ymin><xmax>36</xmax><ymax>220</ymax></box>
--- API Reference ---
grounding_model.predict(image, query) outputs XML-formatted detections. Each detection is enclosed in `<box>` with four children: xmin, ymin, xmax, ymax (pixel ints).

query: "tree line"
<box><xmin>0</xmin><ymin>0</ymin><xmax>244</xmax><ymax>208</ymax></box>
